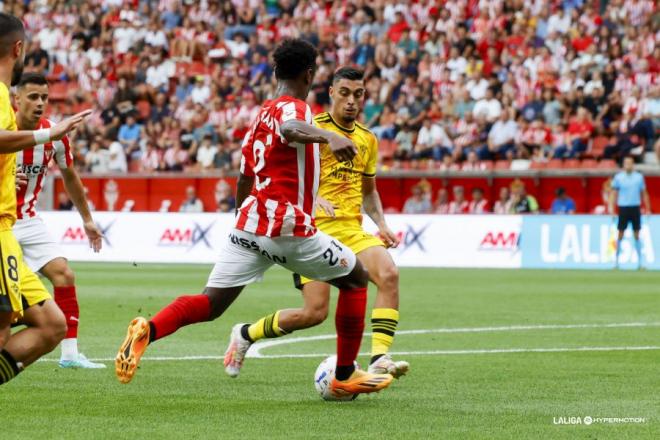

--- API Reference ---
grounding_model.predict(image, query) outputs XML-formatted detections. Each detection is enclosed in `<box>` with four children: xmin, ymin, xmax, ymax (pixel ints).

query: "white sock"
<box><xmin>60</xmin><ymin>338</ymin><xmax>78</xmax><ymax>361</ymax></box>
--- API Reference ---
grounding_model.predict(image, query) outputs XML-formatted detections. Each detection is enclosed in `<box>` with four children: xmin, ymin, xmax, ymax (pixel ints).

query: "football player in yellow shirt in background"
<box><xmin>225</xmin><ymin>67</ymin><xmax>409</xmax><ymax>378</ymax></box>
<box><xmin>0</xmin><ymin>13</ymin><xmax>90</xmax><ymax>385</ymax></box>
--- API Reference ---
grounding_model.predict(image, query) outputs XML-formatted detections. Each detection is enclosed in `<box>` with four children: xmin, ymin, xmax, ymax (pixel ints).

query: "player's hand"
<box><xmin>316</xmin><ymin>196</ymin><xmax>336</xmax><ymax>217</ymax></box>
<box><xmin>328</xmin><ymin>133</ymin><xmax>357</xmax><ymax>163</ymax></box>
<box><xmin>15</xmin><ymin>171</ymin><xmax>28</xmax><ymax>191</ymax></box>
<box><xmin>379</xmin><ymin>225</ymin><xmax>400</xmax><ymax>249</ymax></box>
<box><xmin>83</xmin><ymin>220</ymin><xmax>103</xmax><ymax>253</ymax></box>
<box><xmin>50</xmin><ymin>110</ymin><xmax>92</xmax><ymax>141</ymax></box>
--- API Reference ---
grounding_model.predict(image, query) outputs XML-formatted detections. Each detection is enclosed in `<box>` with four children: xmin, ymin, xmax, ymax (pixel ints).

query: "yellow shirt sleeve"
<box><xmin>0</xmin><ymin>83</ymin><xmax>16</xmax><ymax>130</ymax></box>
<box><xmin>363</xmin><ymin>133</ymin><xmax>378</xmax><ymax>177</ymax></box>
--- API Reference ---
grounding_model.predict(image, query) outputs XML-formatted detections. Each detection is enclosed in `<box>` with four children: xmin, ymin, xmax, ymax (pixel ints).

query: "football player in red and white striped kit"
<box><xmin>115</xmin><ymin>39</ymin><xmax>393</xmax><ymax>397</ymax></box>
<box><xmin>13</xmin><ymin>72</ymin><xmax>104</xmax><ymax>369</ymax></box>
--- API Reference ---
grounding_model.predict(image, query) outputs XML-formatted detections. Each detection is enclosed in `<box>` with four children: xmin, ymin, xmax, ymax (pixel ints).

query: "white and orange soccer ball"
<box><xmin>313</xmin><ymin>355</ymin><xmax>359</xmax><ymax>401</ymax></box>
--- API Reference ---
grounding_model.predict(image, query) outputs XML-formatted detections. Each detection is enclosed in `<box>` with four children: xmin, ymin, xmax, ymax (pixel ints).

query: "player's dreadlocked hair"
<box><xmin>332</xmin><ymin>66</ymin><xmax>364</xmax><ymax>83</ymax></box>
<box><xmin>272</xmin><ymin>38</ymin><xmax>318</xmax><ymax>80</ymax></box>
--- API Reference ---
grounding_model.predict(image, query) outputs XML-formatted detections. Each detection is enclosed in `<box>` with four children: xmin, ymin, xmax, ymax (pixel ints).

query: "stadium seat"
<box><xmin>378</xmin><ymin>139</ymin><xmax>397</xmax><ymax>159</ymax></box>
<box><xmin>598</xmin><ymin>159</ymin><xmax>617</xmax><ymax>169</ymax></box>
<box><xmin>529</xmin><ymin>161</ymin><xmax>546</xmax><ymax>169</ymax></box>
<box><xmin>580</xmin><ymin>159</ymin><xmax>598</xmax><ymax>169</ymax></box>
<box><xmin>480</xmin><ymin>161</ymin><xmax>494</xmax><ymax>170</ymax></box>
<box><xmin>494</xmin><ymin>160</ymin><xmax>510</xmax><ymax>170</ymax></box>
<box><xmin>564</xmin><ymin>159</ymin><xmax>580</xmax><ymax>169</ymax></box>
<box><xmin>48</xmin><ymin>81</ymin><xmax>69</xmax><ymax>101</ymax></box>
<box><xmin>547</xmin><ymin>159</ymin><xmax>563</xmax><ymax>169</ymax></box>
<box><xmin>590</xmin><ymin>135</ymin><xmax>611</xmax><ymax>158</ymax></box>
<box><xmin>47</xmin><ymin>64</ymin><xmax>65</xmax><ymax>81</ymax></box>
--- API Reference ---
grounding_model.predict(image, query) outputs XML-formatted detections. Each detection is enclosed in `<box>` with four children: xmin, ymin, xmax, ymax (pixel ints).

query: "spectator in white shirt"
<box><xmin>190</xmin><ymin>77</ymin><xmax>211</xmax><ymax>105</ymax></box>
<box><xmin>473</xmin><ymin>87</ymin><xmax>502</xmax><ymax>122</ymax></box>
<box><xmin>468</xmin><ymin>188</ymin><xmax>489</xmax><ymax>214</ymax></box>
<box><xmin>414</xmin><ymin>119</ymin><xmax>453</xmax><ymax>161</ymax></box>
<box><xmin>195</xmin><ymin>134</ymin><xmax>218</xmax><ymax>170</ymax></box>
<box><xmin>547</xmin><ymin>8</ymin><xmax>571</xmax><ymax>35</ymax></box>
<box><xmin>465</xmin><ymin>70</ymin><xmax>489</xmax><ymax>101</ymax></box>
<box><xmin>113</xmin><ymin>19</ymin><xmax>135</xmax><ymax>55</ymax></box>
<box><xmin>107</xmin><ymin>140</ymin><xmax>128</xmax><ymax>173</ymax></box>
<box><xmin>485</xmin><ymin>108</ymin><xmax>518</xmax><ymax>160</ymax></box>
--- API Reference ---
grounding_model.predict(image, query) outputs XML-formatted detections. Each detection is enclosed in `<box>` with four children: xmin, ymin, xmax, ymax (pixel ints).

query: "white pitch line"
<box><xmin>247</xmin><ymin>321</ymin><xmax>660</xmax><ymax>357</ymax></box>
<box><xmin>39</xmin><ymin>345</ymin><xmax>660</xmax><ymax>363</ymax></box>
<box><xmin>37</xmin><ymin>321</ymin><xmax>660</xmax><ymax>363</ymax></box>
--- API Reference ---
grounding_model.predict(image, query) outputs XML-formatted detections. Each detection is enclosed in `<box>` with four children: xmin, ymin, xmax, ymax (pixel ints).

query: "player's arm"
<box><xmin>0</xmin><ymin>110</ymin><xmax>91</xmax><ymax>153</ymax></box>
<box><xmin>235</xmin><ymin>173</ymin><xmax>254</xmax><ymax>214</ymax></box>
<box><xmin>280</xmin><ymin>120</ymin><xmax>357</xmax><ymax>162</ymax></box>
<box><xmin>61</xmin><ymin>168</ymin><xmax>102</xmax><ymax>252</ymax></box>
<box><xmin>642</xmin><ymin>189</ymin><xmax>652</xmax><ymax>214</ymax></box>
<box><xmin>362</xmin><ymin>176</ymin><xmax>399</xmax><ymax>248</ymax></box>
<box><xmin>608</xmin><ymin>188</ymin><xmax>618</xmax><ymax>215</ymax></box>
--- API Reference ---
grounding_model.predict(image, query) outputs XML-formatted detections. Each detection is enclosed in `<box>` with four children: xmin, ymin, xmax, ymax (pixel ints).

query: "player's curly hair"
<box><xmin>272</xmin><ymin>38</ymin><xmax>318</xmax><ymax>80</ymax></box>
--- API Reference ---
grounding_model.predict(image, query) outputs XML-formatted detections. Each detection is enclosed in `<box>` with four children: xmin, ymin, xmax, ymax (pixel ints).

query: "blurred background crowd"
<box><xmin>0</xmin><ymin>0</ymin><xmax>657</xmax><ymax>177</ymax></box>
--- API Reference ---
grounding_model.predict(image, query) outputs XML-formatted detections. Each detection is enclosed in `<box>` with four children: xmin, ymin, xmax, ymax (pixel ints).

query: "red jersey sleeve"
<box><xmin>239</xmin><ymin>131</ymin><xmax>255</xmax><ymax>177</ymax></box>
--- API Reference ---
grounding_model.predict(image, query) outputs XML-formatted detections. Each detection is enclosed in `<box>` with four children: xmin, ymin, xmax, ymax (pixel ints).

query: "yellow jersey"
<box><xmin>313</xmin><ymin>112</ymin><xmax>378</xmax><ymax>225</ymax></box>
<box><xmin>0</xmin><ymin>82</ymin><xmax>17</xmax><ymax>230</ymax></box>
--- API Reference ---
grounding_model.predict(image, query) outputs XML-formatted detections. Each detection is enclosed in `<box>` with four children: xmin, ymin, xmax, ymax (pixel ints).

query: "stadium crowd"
<box><xmin>1</xmin><ymin>0</ymin><xmax>658</xmax><ymax>176</ymax></box>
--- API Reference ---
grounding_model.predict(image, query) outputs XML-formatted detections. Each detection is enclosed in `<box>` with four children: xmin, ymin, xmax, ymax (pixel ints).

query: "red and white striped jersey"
<box><xmin>236</xmin><ymin>96</ymin><xmax>319</xmax><ymax>238</ymax></box>
<box><xmin>468</xmin><ymin>199</ymin><xmax>489</xmax><ymax>214</ymax></box>
<box><xmin>16</xmin><ymin>118</ymin><xmax>73</xmax><ymax>219</ymax></box>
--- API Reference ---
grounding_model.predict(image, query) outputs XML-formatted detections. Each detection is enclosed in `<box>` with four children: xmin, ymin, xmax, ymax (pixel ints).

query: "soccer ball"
<box><xmin>314</xmin><ymin>355</ymin><xmax>358</xmax><ymax>401</ymax></box>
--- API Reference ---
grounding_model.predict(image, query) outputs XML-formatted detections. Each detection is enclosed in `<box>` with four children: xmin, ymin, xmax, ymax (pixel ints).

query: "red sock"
<box><xmin>54</xmin><ymin>286</ymin><xmax>79</xmax><ymax>339</ymax></box>
<box><xmin>149</xmin><ymin>295</ymin><xmax>211</xmax><ymax>342</ymax></box>
<box><xmin>335</xmin><ymin>287</ymin><xmax>367</xmax><ymax>370</ymax></box>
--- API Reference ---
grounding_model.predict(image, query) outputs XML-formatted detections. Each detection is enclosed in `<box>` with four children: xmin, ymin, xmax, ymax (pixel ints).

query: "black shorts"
<box><xmin>618</xmin><ymin>206</ymin><xmax>641</xmax><ymax>232</ymax></box>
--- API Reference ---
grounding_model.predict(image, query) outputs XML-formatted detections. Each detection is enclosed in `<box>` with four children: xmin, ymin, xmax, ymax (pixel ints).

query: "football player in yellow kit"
<box><xmin>0</xmin><ymin>13</ymin><xmax>90</xmax><ymax>385</ymax></box>
<box><xmin>225</xmin><ymin>67</ymin><xmax>409</xmax><ymax>378</ymax></box>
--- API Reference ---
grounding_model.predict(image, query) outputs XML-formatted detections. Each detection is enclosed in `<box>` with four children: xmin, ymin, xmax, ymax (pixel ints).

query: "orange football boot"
<box><xmin>115</xmin><ymin>317</ymin><xmax>150</xmax><ymax>384</ymax></box>
<box><xmin>330</xmin><ymin>369</ymin><xmax>394</xmax><ymax>398</ymax></box>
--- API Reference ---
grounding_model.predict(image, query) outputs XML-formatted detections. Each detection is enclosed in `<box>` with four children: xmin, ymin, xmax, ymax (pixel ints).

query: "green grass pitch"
<box><xmin>1</xmin><ymin>263</ymin><xmax>658</xmax><ymax>439</ymax></box>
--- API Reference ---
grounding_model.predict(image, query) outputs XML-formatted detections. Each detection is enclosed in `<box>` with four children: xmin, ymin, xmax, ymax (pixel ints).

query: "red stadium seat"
<box><xmin>564</xmin><ymin>159</ymin><xmax>580</xmax><ymax>169</ymax></box>
<box><xmin>480</xmin><ymin>160</ymin><xmax>493</xmax><ymax>170</ymax></box>
<box><xmin>590</xmin><ymin>136</ymin><xmax>611</xmax><ymax>158</ymax></box>
<box><xmin>547</xmin><ymin>159</ymin><xmax>563</xmax><ymax>169</ymax></box>
<box><xmin>47</xmin><ymin>64</ymin><xmax>66</xmax><ymax>81</ymax></box>
<box><xmin>494</xmin><ymin>160</ymin><xmax>510</xmax><ymax>170</ymax></box>
<box><xmin>529</xmin><ymin>161</ymin><xmax>546</xmax><ymax>169</ymax></box>
<box><xmin>580</xmin><ymin>159</ymin><xmax>598</xmax><ymax>169</ymax></box>
<box><xmin>378</xmin><ymin>139</ymin><xmax>397</xmax><ymax>159</ymax></box>
<box><xmin>598</xmin><ymin>159</ymin><xmax>617</xmax><ymax>169</ymax></box>
<box><xmin>48</xmin><ymin>81</ymin><xmax>69</xmax><ymax>101</ymax></box>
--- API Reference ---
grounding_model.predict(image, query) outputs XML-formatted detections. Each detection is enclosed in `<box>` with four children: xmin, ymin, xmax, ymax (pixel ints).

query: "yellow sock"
<box><xmin>247</xmin><ymin>311</ymin><xmax>286</xmax><ymax>342</ymax></box>
<box><xmin>371</xmin><ymin>308</ymin><xmax>399</xmax><ymax>360</ymax></box>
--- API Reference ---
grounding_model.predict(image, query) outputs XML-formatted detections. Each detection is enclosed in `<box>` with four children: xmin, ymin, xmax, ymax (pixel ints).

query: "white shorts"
<box><xmin>13</xmin><ymin>217</ymin><xmax>65</xmax><ymax>273</ymax></box>
<box><xmin>206</xmin><ymin>229</ymin><xmax>356</xmax><ymax>288</ymax></box>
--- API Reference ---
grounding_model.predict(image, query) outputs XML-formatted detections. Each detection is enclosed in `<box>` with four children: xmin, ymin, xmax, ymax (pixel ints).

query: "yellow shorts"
<box><xmin>0</xmin><ymin>229</ymin><xmax>51</xmax><ymax>322</ymax></box>
<box><xmin>294</xmin><ymin>220</ymin><xmax>385</xmax><ymax>288</ymax></box>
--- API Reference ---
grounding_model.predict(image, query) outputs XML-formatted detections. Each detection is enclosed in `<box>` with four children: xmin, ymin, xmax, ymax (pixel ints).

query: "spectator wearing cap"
<box><xmin>551</xmin><ymin>187</ymin><xmax>576</xmax><ymax>214</ymax></box>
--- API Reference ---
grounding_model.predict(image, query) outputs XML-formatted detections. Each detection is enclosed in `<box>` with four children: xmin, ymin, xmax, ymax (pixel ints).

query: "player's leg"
<box><xmin>116</xmin><ymin>230</ymin><xmax>269</xmax><ymax>383</ymax></box>
<box><xmin>615</xmin><ymin>209</ymin><xmax>628</xmax><ymax>268</ymax></box>
<box><xmin>632</xmin><ymin>207</ymin><xmax>643</xmax><ymax>269</ymax></box>
<box><xmin>39</xmin><ymin>257</ymin><xmax>103</xmax><ymax>368</ymax></box>
<box><xmin>0</xmin><ymin>313</ymin><xmax>19</xmax><ymax>385</ymax></box>
<box><xmin>224</xmin><ymin>279</ymin><xmax>330</xmax><ymax>377</ymax></box>
<box><xmin>0</xmin><ymin>257</ymin><xmax>66</xmax><ymax>385</ymax></box>
<box><xmin>356</xmin><ymin>245</ymin><xmax>409</xmax><ymax>378</ymax></box>
<box><xmin>4</xmin><ymin>299</ymin><xmax>66</xmax><ymax>367</ymax></box>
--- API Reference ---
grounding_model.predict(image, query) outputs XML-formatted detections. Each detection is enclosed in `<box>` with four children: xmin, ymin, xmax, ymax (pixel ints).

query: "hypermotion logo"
<box><xmin>158</xmin><ymin>222</ymin><xmax>214</xmax><ymax>249</ymax></box>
